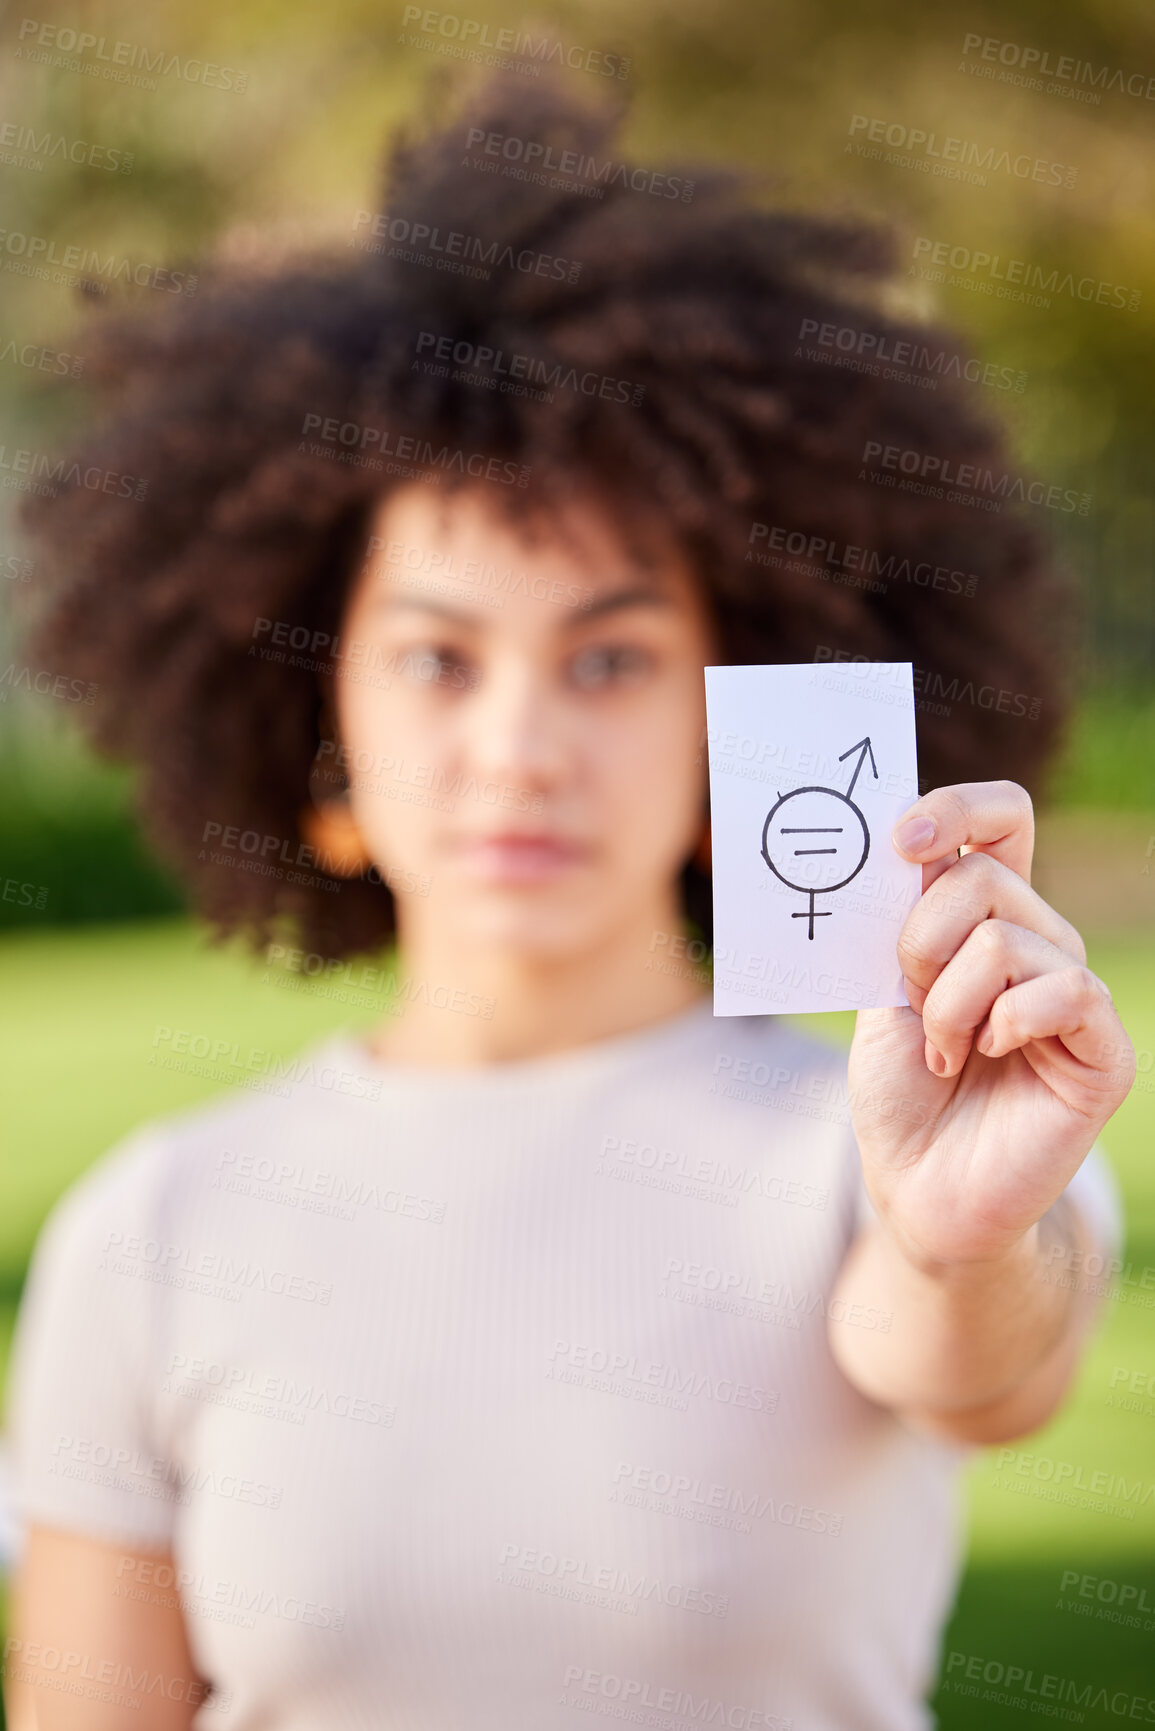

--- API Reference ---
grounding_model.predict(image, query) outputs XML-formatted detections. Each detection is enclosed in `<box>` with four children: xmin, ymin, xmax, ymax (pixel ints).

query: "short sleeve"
<box><xmin>4</xmin><ymin>1127</ymin><xmax>178</xmax><ymax>1553</ymax></box>
<box><xmin>853</xmin><ymin>1139</ymin><xmax>1126</xmax><ymax>1264</ymax></box>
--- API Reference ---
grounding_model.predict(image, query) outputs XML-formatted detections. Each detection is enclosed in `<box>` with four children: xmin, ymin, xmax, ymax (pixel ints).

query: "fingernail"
<box><xmin>925</xmin><ymin>1041</ymin><xmax>947</xmax><ymax>1075</ymax></box>
<box><xmin>894</xmin><ymin>816</ymin><xmax>936</xmax><ymax>854</ymax></box>
<box><xmin>976</xmin><ymin>1024</ymin><xmax>994</xmax><ymax>1055</ymax></box>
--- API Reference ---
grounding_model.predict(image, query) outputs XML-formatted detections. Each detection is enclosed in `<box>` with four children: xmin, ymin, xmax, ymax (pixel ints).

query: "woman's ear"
<box><xmin>298</xmin><ymin>795</ymin><xmax>375</xmax><ymax>878</ymax></box>
<box><xmin>301</xmin><ymin>686</ymin><xmax>375</xmax><ymax>877</ymax></box>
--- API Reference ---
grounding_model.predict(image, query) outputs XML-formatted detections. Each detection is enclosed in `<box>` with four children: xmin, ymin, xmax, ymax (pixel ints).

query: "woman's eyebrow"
<box><xmin>572</xmin><ymin>581</ymin><xmax>672</xmax><ymax>624</ymax></box>
<box><xmin>366</xmin><ymin>596</ymin><xmax>478</xmax><ymax>624</ymax></box>
<box><xmin>366</xmin><ymin>580</ymin><xmax>672</xmax><ymax>627</ymax></box>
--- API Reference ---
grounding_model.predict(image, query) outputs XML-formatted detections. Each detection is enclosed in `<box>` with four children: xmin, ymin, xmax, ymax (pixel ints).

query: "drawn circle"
<box><xmin>761</xmin><ymin>787</ymin><xmax>869</xmax><ymax>895</ymax></box>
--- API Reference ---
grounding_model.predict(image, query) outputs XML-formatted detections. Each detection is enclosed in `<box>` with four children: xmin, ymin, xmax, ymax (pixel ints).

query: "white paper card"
<box><xmin>703</xmin><ymin>661</ymin><xmax>921</xmax><ymax>1016</ymax></box>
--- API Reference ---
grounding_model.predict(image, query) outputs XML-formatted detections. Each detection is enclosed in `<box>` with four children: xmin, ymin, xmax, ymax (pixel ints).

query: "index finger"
<box><xmin>891</xmin><ymin>779</ymin><xmax>1034</xmax><ymax>885</ymax></box>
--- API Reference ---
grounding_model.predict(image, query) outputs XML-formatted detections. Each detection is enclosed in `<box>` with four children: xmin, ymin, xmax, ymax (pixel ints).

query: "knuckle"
<box><xmin>997</xmin><ymin>779</ymin><xmax>1034</xmax><ymax>829</ymax></box>
<box><xmin>1057</xmin><ymin>918</ymin><xmax>1088</xmax><ymax>966</ymax></box>
<box><xmin>926</xmin><ymin>881</ymin><xmax>977</xmax><ymax>926</ymax></box>
<box><xmin>919</xmin><ymin>989</ymin><xmax>951</xmax><ymax>1043</ymax></box>
<box><xmin>955</xmin><ymin>847</ymin><xmax>995</xmax><ymax>881</ymax></box>
<box><xmin>896</xmin><ymin>918</ymin><xmax>940</xmax><ymax>975</ymax></box>
<box><xmin>971</xmin><ymin>915</ymin><xmax>1012</xmax><ymax>959</ymax></box>
<box><xmin>1071</xmin><ymin>965</ymin><xmax>1112</xmax><ymax>1006</ymax></box>
<box><xmin>1111</xmin><ymin>1025</ymin><xmax>1137</xmax><ymax>1063</ymax></box>
<box><xmin>1103</xmin><ymin>1030</ymin><xmax>1134</xmax><ymax>1071</ymax></box>
<box><xmin>946</xmin><ymin>849</ymin><xmax>997</xmax><ymax>908</ymax></box>
<box><xmin>1095</xmin><ymin>1025</ymin><xmax>1135</xmax><ymax>1093</ymax></box>
<box><xmin>937</xmin><ymin>784</ymin><xmax>972</xmax><ymax>829</ymax></box>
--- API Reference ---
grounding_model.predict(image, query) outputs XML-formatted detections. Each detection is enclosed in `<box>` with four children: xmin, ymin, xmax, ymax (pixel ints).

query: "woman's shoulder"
<box><xmin>35</xmin><ymin>1027</ymin><xmax>372</xmax><ymax>1252</ymax></box>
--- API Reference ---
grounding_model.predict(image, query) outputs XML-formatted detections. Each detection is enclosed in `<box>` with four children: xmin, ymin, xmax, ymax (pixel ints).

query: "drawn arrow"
<box><xmin>838</xmin><ymin>737</ymin><xmax>878</xmax><ymax>800</ymax></box>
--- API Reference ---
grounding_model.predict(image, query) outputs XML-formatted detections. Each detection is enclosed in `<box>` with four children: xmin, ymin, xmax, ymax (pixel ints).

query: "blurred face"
<box><xmin>334</xmin><ymin>482</ymin><xmax>719</xmax><ymax>958</ymax></box>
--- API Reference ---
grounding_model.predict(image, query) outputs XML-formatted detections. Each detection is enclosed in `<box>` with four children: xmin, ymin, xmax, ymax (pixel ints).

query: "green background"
<box><xmin>1</xmin><ymin>0</ymin><xmax>1153</xmax><ymax>1722</ymax></box>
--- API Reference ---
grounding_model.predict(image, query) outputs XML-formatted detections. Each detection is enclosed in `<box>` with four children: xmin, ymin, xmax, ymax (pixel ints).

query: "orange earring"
<box><xmin>693</xmin><ymin>819</ymin><xmax>712</xmax><ymax>872</ymax></box>
<box><xmin>297</xmin><ymin>794</ymin><xmax>375</xmax><ymax>878</ymax></box>
<box><xmin>300</xmin><ymin>700</ymin><xmax>377</xmax><ymax>878</ymax></box>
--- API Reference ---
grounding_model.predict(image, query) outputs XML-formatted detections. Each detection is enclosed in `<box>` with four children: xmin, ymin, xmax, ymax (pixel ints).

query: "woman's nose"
<box><xmin>463</xmin><ymin>657</ymin><xmax>569</xmax><ymax>798</ymax></box>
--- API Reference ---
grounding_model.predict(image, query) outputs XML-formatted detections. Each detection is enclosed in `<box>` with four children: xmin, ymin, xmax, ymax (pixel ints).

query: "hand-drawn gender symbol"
<box><xmin>760</xmin><ymin>737</ymin><xmax>877</xmax><ymax>939</ymax></box>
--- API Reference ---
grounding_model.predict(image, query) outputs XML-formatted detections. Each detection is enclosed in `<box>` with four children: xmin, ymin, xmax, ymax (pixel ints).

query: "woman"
<box><xmin>4</xmin><ymin>67</ymin><xmax>1134</xmax><ymax>1731</ymax></box>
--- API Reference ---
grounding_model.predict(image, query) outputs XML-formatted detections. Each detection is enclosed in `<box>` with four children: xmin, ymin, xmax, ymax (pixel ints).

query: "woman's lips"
<box><xmin>453</xmin><ymin>833</ymin><xmax>591</xmax><ymax>883</ymax></box>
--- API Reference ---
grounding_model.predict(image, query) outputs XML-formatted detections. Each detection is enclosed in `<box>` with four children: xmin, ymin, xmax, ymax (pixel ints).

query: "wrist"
<box><xmin>876</xmin><ymin>1208</ymin><xmax>1042</xmax><ymax>1289</ymax></box>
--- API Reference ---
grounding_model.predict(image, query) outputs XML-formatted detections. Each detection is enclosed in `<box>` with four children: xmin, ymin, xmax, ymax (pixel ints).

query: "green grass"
<box><xmin>0</xmin><ymin>919</ymin><xmax>1152</xmax><ymax>1727</ymax></box>
<box><xmin>1047</xmin><ymin>689</ymin><xmax>1155</xmax><ymax>813</ymax></box>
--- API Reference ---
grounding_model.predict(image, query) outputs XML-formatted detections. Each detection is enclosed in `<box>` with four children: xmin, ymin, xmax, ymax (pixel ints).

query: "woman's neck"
<box><xmin>366</xmin><ymin>898</ymin><xmax>710</xmax><ymax>1068</ymax></box>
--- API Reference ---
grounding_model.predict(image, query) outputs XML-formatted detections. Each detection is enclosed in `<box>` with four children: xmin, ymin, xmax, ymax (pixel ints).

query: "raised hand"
<box><xmin>848</xmin><ymin>781</ymin><xmax>1135</xmax><ymax>1269</ymax></box>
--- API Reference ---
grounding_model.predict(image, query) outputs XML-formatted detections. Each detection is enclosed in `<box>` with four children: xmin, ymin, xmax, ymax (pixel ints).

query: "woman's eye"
<box><xmin>403</xmin><ymin>644</ymin><xmax>474</xmax><ymax>687</ymax></box>
<box><xmin>568</xmin><ymin>644</ymin><xmax>651</xmax><ymax>690</ymax></box>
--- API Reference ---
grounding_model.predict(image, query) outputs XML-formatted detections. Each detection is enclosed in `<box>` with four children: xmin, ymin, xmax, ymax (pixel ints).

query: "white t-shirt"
<box><xmin>5</xmin><ymin>997</ymin><xmax>1123</xmax><ymax>1731</ymax></box>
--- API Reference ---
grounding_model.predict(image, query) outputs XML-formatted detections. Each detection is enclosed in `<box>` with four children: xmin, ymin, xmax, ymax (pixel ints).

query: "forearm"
<box><xmin>5</xmin><ymin>1528</ymin><xmax>206</xmax><ymax>1731</ymax></box>
<box><xmin>827</xmin><ymin>1192</ymin><xmax>1105</xmax><ymax>1443</ymax></box>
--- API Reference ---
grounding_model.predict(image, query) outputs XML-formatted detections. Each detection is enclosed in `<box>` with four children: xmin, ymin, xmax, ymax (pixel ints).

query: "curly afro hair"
<box><xmin>21</xmin><ymin>66</ymin><xmax>1077</xmax><ymax>961</ymax></box>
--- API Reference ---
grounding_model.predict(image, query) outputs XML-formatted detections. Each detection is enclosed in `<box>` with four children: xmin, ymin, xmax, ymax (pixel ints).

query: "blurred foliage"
<box><xmin>0</xmin><ymin>751</ymin><xmax>184</xmax><ymax>930</ymax></box>
<box><xmin>1048</xmin><ymin>688</ymin><xmax>1155</xmax><ymax>809</ymax></box>
<box><xmin>1</xmin><ymin>0</ymin><xmax>1152</xmax><ymax>926</ymax></box>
